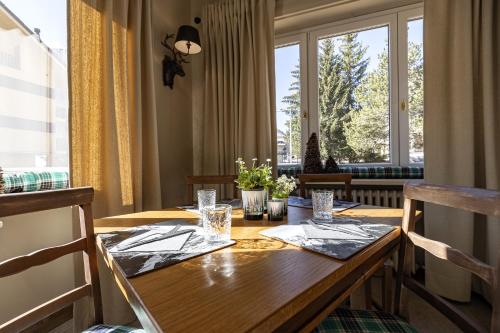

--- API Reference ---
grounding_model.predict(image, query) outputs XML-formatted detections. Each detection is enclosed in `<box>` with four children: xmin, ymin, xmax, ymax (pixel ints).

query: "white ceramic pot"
<box><xmin>241</xmin><ymin>189</ymin><xmax>265</xmax><ymax>220</ymax></box>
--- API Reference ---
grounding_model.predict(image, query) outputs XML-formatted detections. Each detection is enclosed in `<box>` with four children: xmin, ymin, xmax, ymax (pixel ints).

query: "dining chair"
<box><xmin>0</xmin><ymin>188</ymin><xmax>144</xmax><ymax>333</ymax></box>
<box><xmin>313</xmin><ymin>183</ymin><xmax>500</xmax><ymax>333</ymax></box>
<box><xmin>186</xmin><ymin>175</ymin><xmax>238</xmax><ymax>204</ymax></box>
<box><xmin>298</xmin><ymin>173</ymin><xmax>353</xmax><ymax>201</ymax></box>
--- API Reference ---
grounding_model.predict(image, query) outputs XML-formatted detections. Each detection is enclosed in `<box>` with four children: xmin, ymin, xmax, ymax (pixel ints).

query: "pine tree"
<box><xmin>317</xmin><ymin>34</ymin><xmax>368</xmax><ymax>163</ymax></box>
<box><xmin>303</xmin><ymin>133</ymin><xmax>323</xmax><ymax>174</ymax></box>
<box><xmin>281</xmin><ymin>64</ymin><xmax>301</xmax><ymax>162</ymax></box>
<box><xmin>318</xmin><ymin>38</ymin><xmax>348</xmax><ymax>161</ymax></box>
<box><xmin>324</xmin><ymin>156</ymin><xmax>340</xmax><ymax>173</ymax></box>
<box><xmin>345</xmin><ymin>47</ymin><xmax>390</xmax><ymax>162</ymax></box>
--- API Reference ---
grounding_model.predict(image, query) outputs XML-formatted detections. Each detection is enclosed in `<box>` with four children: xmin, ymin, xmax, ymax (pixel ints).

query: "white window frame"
<box><xmin>275</xmin><ymin>33</ymin><xmax>308</xmax><ymax>163</ymax></box>
<box><xmin>274</xmin><ymin>4</ymin><xmax>423</xmax><ymax>167</ymax></box>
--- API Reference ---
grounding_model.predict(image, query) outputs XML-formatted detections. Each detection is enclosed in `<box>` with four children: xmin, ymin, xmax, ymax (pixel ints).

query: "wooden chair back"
<box><xmin>186</xmin><ymin>175</ymin><xmax>238</xmax><ymax>204</ymax></box>
<box><xmin>0</xmin><ymin>187</ymin><xmax>102</xmax><ymax>332</ymax></box>
<box><xmin>298</xmin><ymin>173</ymin><xmax>353</xmax><ymax>201</ymax></box>
<box><xmin>395</xmin><ymin>183</ymin><xmax>500</xmax><ymax>333</ymax></box>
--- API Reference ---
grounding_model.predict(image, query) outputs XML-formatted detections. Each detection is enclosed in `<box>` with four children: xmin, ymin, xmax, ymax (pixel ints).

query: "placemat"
<box><xmin>287</xmin><ymin>196</ymin><xmax>360</xmax><ymax>212</ymax></box>
<box><xmin>259</xmin><ymin>217</ymin><xmax>396</xmax><ymax>260</ymax></box>
<box><xmin>98</xmin><ymin>220</ymin><xmax>235</xmax><ymax>277</ymax></box>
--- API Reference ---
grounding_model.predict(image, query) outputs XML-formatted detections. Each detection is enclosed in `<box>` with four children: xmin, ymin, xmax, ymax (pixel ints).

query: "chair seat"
<box><xmin>83</xmin><ymin>324</ymin><xmax>145</xmax><ymax>333</ymax></box>
<box><xmin>314</xmin><ymin>308</ymin><xmax>418</xmax><ymax>333</ymax></box>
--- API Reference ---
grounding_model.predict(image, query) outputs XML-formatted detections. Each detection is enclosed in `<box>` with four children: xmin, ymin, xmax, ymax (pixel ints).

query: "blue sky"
<box><xmin>2</xmin><ymin>0</ymin><xmax>67</xmax><ymax>50</ymax></box>
<box><xmin>275</xmin><ymin>19</ymin><xmax>423</xmax><ymax>133</ymax></box>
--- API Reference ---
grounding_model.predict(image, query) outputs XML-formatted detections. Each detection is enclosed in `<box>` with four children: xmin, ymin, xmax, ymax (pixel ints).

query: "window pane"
<box><xmin>0</xmin><ymin>0</ymin><xmax>68</xmax><ymax>169</ymax></box>
<box><xmin>275</xmin><ymin>43</ymin><xmax>301</xmax><ymax>165</ymax></box>
<box><xmin>318</xmin><ymin>26</ymin><xmax>390</xmax><ymax>163</ymax></box>
<box><xmin>408</xmin><ymin>19</ymin><xmax>424</xmax><ymax>163</ymax></box>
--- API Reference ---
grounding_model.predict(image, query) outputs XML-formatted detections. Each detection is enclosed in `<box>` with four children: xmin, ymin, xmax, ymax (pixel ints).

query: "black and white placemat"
<box><xmin>98</xmin><ymin>221</ymin><xmax>235</xmax><ymax>278</ymax></box>
<box><xmin>287</xmin><ymin>196</ymin><xmax>360</xmax><ymax>212</ymax></box>
<box><xmin>259</xmin><ymin>217</ymin><xmax>396</xmax><ymax>260</ymax></box>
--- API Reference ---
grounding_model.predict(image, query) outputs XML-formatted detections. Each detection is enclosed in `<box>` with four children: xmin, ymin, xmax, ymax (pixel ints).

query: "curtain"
<box><xmin>69</xmin><ymin>0</ymin><xmax>161</xmax><ymax>328</ymax></box>
<box><xmin>199</xmin><ymin>0</ymin><xmax>277</xmax><ymax>176</ymax></box>
<box><xmin>424</xmin><ymin>0</ymin><xmax>500</xmax><ymax>302</ymax></box>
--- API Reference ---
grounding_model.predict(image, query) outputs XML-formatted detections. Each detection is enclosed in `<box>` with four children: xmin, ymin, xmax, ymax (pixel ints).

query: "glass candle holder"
<box><xmin>312</xmin><ymin>190</ymin><xmax>333</xmax><ymax>221</ymax></box>
<box><xmin>198</xmin><ymin>189</ymin><xmax>216</xmax><ymax>213</ymax></box>
<box><xmin>267</xmin><ymin>199</ymin><xmax>284</xmax><ymax>221</ymax></box>
<box><xmin>202</xmin><ymin>204</ymin><xmax>232</xmax><ymax>242</ymax></box>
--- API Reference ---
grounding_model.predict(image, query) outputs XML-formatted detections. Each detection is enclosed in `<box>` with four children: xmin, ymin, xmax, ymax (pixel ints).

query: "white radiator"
<box><xmin>333</xmin><ymin>188</ymin><xmax>404</xmax><ymax>208</ymax></box>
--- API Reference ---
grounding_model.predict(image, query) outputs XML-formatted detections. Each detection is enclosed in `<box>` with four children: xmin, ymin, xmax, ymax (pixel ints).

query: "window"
<box><xmin>274</xmin><ymin>5</ymin><xmax>423</xmax><ymax>166</ymax></box>
<box><xmin>0</xmin><ymin>0</ymin><xmax>68</xmax><ymax>170</ymax></box>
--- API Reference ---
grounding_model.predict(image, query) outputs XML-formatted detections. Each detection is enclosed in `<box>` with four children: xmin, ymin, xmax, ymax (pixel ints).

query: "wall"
<box><xmin>152</xmin><ymin>0</ymin><xmax>194</xmax><ymax>207</ymax></box>
<box><xmin>275</xmin><ymin>0</ymin><xmax>422</xmax><ymax>35</ymax></box>
<box><xmin>0</xmin><ymin>208</ymin><xmax>75</xmax><ymax>323</ymax></box>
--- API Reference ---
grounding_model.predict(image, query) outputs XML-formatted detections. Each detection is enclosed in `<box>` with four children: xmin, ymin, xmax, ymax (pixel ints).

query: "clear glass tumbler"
<box><xmin>202</xmin><ymin>204</ymin><xmax>232</xmax><ymax>242</ymax></box>
<box><xmin>312</xmin><ymin>190</ymin><xmax>333</xmax><ymax>221</ymax></box>
<box><xmin>198</xmin><ymin>189</ymin><xmax>216</xmax><ymax>213</ymax></box>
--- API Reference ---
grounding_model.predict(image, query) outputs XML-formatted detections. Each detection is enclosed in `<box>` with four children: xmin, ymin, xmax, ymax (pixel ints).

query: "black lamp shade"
<box><xmin>174</xmin><ymin>25</ymin><xmax>201</xmax><ymax>55</ymax></box>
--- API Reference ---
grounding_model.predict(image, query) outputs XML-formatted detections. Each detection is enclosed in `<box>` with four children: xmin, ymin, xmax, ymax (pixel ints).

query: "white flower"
<box><xmin>266</xmin><ymin>158</ymin><xmax>271</xmax><ymax>162</ymax></box>
<box><xmin>252</xmin><ymin>157</ymin><xmax>258</xmax><ymax>161</ymax></box>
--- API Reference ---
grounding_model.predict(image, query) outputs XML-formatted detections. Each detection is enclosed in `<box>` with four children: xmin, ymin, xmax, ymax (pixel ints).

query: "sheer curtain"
<box><xmin>424</xmin><ymin>0</ymin><xmax>500</xmax><ymax>302</ymax></box>
<box><xmin>199</xmin><ymin>0</ymin><xmax>277</xmax><ymax>175</ymax></box>
<box><xmin>69</xmin><ymin>0</ymin><xmax>161</xmax><ymax>327</ymax></box>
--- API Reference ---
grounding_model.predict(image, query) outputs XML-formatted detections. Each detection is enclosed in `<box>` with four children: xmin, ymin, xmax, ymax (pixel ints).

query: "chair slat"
<box><xmin>186</xmin><ymin>175</ymin><xmax>238</xmax><ymax>204</ymax></box>
<box><xmin>298</xmin><ymin>174</ymin><xmax>353</xmax><ymax>201</ymax></box>
<box><xmin>404</xmin><ymin>183</ymin><xmax>500</xmax><ymax>217</ymax></box>
<box><xmin>0</xmin><ymin>238</ymin><xmax>87</xmax><ymax>278</ymax></box>
<box><xmin>0</xmin><ymin>187</ymin><xmax>94</xmax><ymax>218</ymax></box>
<box><xmin>0</xmin><ymin>284</ymin><xmax>92</xmax><ymax>333</ymax></box>
<box><xmin>408</xmin><ymin>231</ymin><xmax>495</xmax><ymax>285</ymax></box>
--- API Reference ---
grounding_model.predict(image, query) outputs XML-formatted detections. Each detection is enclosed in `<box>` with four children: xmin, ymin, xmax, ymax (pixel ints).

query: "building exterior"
<box><xmin>0</xmin><ymin>1</ymin><xmax>68</xmax><ymax>169</ymax></box>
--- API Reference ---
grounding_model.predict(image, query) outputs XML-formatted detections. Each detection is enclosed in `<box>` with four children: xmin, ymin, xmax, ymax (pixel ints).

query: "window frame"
<box><xmin>274</xmin><ymin>4</ymin><xmax>424</xmax><ymax>167</ymax></box>
<box><xmin>275</xmin><ymin>33</ymin><xmax>308</xmax><ymax>165</ymax></box>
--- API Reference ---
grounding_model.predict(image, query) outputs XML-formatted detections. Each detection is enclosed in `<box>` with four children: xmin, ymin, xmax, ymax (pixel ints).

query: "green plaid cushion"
<box><xmin>2</xmin><ymin>171</ymin><xmax>69</xmax><ymax>193</ymax></box>
<box><xmin>83</xmin><ymin>324</ymin><xmax>145</xmax><ymax>333</ymax></box>
<box><xmin>277</xmin><ymin>166</ymin><xmax>423</xmax><ymax>179</ymax></box>
<box><xmin>314</xmin><ymin>308</ymin><xmax>418</xmax><ymax>333</ymax></box>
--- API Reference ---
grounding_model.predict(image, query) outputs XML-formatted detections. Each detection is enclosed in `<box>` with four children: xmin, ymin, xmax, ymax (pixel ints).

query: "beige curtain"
<box><xmin>200</xmin><ymin>0</ymin><xmax>277</xmax><ymax>175</ymax></box>
<box><xmin>424</xmin><ymin>0</ymin><xmax>500</xmax><ymax>302</ymax></box>
<box><xmin>69</xmin><ymin>0</ymin><xmax>161</xmax><ymax>327</ymax></box>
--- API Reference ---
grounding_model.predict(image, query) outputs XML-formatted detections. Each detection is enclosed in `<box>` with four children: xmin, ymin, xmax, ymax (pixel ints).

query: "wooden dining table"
<box><xmin>94</xmin><ymin>204</ymin><xmax>420</xmax><ymax>333</ymax></box>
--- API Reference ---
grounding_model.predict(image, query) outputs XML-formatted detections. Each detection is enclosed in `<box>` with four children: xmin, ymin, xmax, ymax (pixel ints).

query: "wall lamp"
<box><xmin>162</xmin><ymin>18</ymin><xmax>201</xmax><ymax>89</ymax></box>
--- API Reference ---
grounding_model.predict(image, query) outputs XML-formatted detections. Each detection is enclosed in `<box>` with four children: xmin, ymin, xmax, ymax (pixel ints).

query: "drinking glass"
<box><xmin>202</xmin><ymin>204</ymin><xmax>232</xmax><ymax>241</ymax></box>
<box><xmin>312</xmin><ymin>190</ymin><xmax>333</xmax><ymax>221</ymax></box>
<box><xmin>267</xmin><ymin>199</ymin><xmax>284</xmax><ymax>221</ymax></box>
<box><xmin>198</xmin><ymin>189</ymin><xmax>216</xmax><ymax>213</ymax></box>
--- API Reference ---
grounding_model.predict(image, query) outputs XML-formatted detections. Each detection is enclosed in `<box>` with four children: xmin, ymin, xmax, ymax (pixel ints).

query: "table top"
<box><xmin>94</xmin><ymin>205</ymin><xmax>418</xmax><ymax>333</ymax></box>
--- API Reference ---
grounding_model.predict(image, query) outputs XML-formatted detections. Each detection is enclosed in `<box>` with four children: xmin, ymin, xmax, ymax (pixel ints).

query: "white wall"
<box><xmin>0</xmin><ymin>208</ymin><xmax>75</xmax><ymax>323</ymax></box>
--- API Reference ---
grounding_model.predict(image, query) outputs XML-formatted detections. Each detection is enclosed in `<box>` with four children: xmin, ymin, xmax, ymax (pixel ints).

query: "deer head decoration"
<box><xmin>161</xmin><ymin>34</ymin><xmax>189</xmax><ymax>89</ymax></box>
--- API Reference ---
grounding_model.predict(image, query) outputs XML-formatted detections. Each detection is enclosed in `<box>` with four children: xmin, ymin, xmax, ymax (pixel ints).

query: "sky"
<box><xmin>275</xmin><ymin>19</ymin><xmax>423</xmax><ymax>136</ymax></box>
<box><xmin>1</xmin><ymin>0</ymin><xmax>67</xmax><ymax>50</ymax></box>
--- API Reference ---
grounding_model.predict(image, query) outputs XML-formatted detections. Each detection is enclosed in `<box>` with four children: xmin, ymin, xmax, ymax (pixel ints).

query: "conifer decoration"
<box><xmin>325</xmin><ymin>156</ymin><xmax>340</xmax><ymax>173</ymax></box>
<box><xmin>303</xmin><ymin>133</ymin><xmax>323</xmax><ymax>174</ymax></box>
<box><xmin>0</xmin><ymin>167</ymin><xmax>3</xmax><ymax>194</ymax></box>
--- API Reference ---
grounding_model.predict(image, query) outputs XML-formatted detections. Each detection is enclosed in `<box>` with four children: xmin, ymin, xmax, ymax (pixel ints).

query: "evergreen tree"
<box><xmin>345</xmin><ymin>48</ymin><xmax>390</xmax><ymax>162</ymax></box>
<box><xmin>408</xmin><ymin>42</ymin><xmax>424</xmax><ymax>157</ymax></box>
<box><xmin>318</xmin><ymin>34</ymin><xmax>368</xmax><ymax>163</ymax></box>
<box><xmin>280</xmin><ymin>64</ymin><xmax>301</xmax><ymax>162</ymax></box>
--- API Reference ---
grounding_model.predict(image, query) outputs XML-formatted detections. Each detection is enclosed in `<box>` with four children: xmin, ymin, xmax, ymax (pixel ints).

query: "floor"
<box><xmin>50</xmin><ymin>276</ymin><xmax>491</xmax><ymax>333</ymax></box>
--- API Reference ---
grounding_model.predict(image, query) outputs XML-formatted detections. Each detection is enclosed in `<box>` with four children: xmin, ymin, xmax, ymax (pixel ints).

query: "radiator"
<box><xmin>333</xmin><ymin>188</ymin><xmax>404</xmax><ymax>208</ymax></box>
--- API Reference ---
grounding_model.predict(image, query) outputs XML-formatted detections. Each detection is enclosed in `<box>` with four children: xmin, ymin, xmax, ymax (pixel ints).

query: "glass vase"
<box><xmin>241</xmin><ymin>189</ymin><xmax>265</xmax><ymax>220</ymax></box>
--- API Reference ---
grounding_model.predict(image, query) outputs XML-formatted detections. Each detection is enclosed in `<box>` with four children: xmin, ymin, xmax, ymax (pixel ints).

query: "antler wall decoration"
<box><xmin>161</xmin><ymin>34</ymin><xmax>189</xmax><ymax>89</ymax></box>
<box><xmin>161</xmin><ymin>21</ymin><xmax>201</xmax><ymax>89</ymax></box>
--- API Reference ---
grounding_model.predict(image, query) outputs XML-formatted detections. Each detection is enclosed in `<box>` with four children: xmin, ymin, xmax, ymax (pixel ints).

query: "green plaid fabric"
<box><xmin>83</xmin><ymin>325</ymin><xmax>145</xmax><ymax>333</ymax></box>
<box><xmin>314</xmin><ymin>308</ymin><xmax>418</xmax><ymax>333</ymax></box>
<box><xmin>2</xmin><ymin>171</ymin><xmax>69</xmax><ymax>193</ymax></box>
<box><xmin>278</xmin><ymin>166</ymin><xmax>423</xmax><ymax>179</ymax></box>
